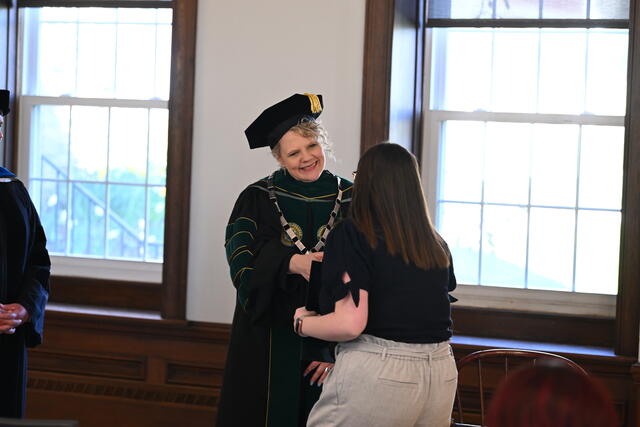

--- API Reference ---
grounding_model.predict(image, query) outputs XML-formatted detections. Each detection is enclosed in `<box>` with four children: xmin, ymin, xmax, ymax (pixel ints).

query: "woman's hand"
<box><xmin>304</xmin><ymin>361</ymin><xmax>334</xmax><ymax>386</ymax></box>
<box><xmin>288</xmin><ymin>252</ymin><xmax>324</xmax><ymax>281</ymax></box>
<box><xmin>294</xmin><ymin>306</ymin><xmax>316</xmax><ymax>320</ymax></box>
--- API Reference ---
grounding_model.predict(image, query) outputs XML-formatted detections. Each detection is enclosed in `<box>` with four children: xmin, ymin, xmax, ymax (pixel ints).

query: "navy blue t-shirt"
<box><xmin>319</xmin><ymin>218</ymin><xmax>456</xmax><ymax>344</ymax></box>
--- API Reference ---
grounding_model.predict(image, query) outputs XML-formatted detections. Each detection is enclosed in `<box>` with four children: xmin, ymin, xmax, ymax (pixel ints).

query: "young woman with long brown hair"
<box><xmin>293</xmin><ymin>142</ymin><xmax>458</xmax><ymax>427</ymax></box>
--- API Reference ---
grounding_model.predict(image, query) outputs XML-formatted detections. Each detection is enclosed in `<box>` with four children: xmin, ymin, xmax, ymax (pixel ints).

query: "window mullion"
<box><xmin>524</xmin><ymin>125</ymin><xmax>533</xmax><ymax>290</ymax></box>
<box><xmin>572</xmin><ymin>126</ymin><xmax>583</xmax><ymax>293</ymax></box>
<box><xmin>477</xmin><ymin>122</ymin><xmax>486</xmax><ymax>286</ymax></box>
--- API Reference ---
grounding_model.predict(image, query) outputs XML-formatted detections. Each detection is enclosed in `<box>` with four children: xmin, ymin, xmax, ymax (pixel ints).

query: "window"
<box><xmin>415</xmin><ymin>1</ymin><xmax>630</xmax><ymax>320</ymax></box>
<box><xmin>18</xmin><ymin>7</ymin><xmax>172</xmax><ymax>282</ymax></box>
<box><xmin>425</xmin><ymin>27</ymin><xmax>627</xmax><ymax>297</ymax></box>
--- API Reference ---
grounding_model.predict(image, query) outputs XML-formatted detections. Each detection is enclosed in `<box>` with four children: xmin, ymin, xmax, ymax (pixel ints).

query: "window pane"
<box><xmin>440</xmin><ymin>121</ymin><xmax>484</xmax><ymax>202</ymax></box>
<box><xmin>117</xmin><ymin>8</ymin><xmax>158</xmax><ymax>24</ymax></box>
<box><xmin>437</xmin><ymin>202</ymin><xmax>481</xmax><ymax>284</ymax></box>
<box><xmin>39</xmin><ymin>7</ymin><xmax>78</xmax><ymax>22</ymax></box>
<box><xmin>30</xmin><ymin>105</ymin><xmax>70</xmax><ymax>180</ymax></box>
<box><xmin>76</xmin><ymin>23</ymin><xmax>116</xmax><ymax>98</ymax></box>
<box><xmin>148</xmin><ymin>109</ymin><xmax>168</xmax><ymax>186</ymax></box>
<box><xmin>527</xmin><ymin>208</ymin><xmax>575</xmax><ymax>291</ymax></box>
<box><xmin>538</xmin><ymin>29</ymin><xmax>586</xmax><ymax>114</ymax></box>
<box><xmin>481</xmin><ymin>205</ymin><xmax>528</xmax><ymax>287</ymax></box>
<box><xmin>77</xmin><ymin>7</ymin><xmax>117</xmax><ymax>22</ymax></box>
<box><xmin>530</xmin><ymin>124</ymin><xmax>579</xmax><ymax>207</ymax></box>
<box><xmin>575</xmin><ymin>210</ymin><xmax>620</xmax><ymax>294</ymax></box>
<box><xmin>70</xmin><ymin>183</ymin><xmax>106</xmax><ymax>257</ymax></box>
<box><xmin>32</xmin><ymin>179</ymin><xmax>68</xmax><ymax>254</ymax></box>
<box><xmin>492</xmin><ymin>29</ymin><xmax>538</xmax><ymax>113</ymax></box>
<box><xmin>496</xmin><ymin>0</ymin><xmax>541</xmax><ymax>18</ymax></box>
<box><xmin>157</xmin><ymin>8</ymin><xmax>173</xmax><ymax>24</ymax></box>
<box><xmin>115</xmin><ymin>23</ymin><xmax>156</xmax><ymax>99</ymax></box>
<box><xmin>542</xmin><ymin>0</ymin><xmax>587</xmax><ymax>18</ymax></box>
<box><xmin>432</xmin><ymin>28</ymin><xmax>492</xmax><ymax>111</ymax></box>
<box><xmin>155</xmin><ymin>23</ymin><xmax>172</xmax><ymax>100</ymax></box>
<box><xmin>108</xmin><ymin>184</ymin><xmax>145</xmax><ymax>260</ymax></box>
<box><xmin>428</xmin><ymin>0</ymin><xmax>629</xmax><ymax>20</ymax></box>
<box><xmin>147</xmin><ymin>186</ymin><xmax>165</xmax><ymax>262</ymax></box>
<box><xmin>109</xmin><ymin>108</ymin><xmax>149</xmax><ymax>184</ymax></box>
<box><xmin>585</xmin><ymin>30</ymin><xmax>629</xmax><ymax>116</ymax></box>
<box><xmin>429</xmin><ymin>1</ymin><xmax>492</xmax><ymax>19</ymax></box>
<box><xmin>484</xmin><ymin>122</ymin><xmax>530</xmax><ymax>205</ymax></box>
<box><xmin>578</xmin><ymin>126</ymin><xmax>624</xmax><ymax>210</ymax></box>
<box><xmin>35</xmin><ymin>22</ymin><xmax>77</xmax><ymax>96</ymax></box>
<box><xmin>590</xmin><ymin>0</ymin><xmax>630</xmax><ymax>19</ymax></box>
<box><xmin>70</xmin><ymin>106</ymin><xmax>109</xmax><ymax>181</ymax></box>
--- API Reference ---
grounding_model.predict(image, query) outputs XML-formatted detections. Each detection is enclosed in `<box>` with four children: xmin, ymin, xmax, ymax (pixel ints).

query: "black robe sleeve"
<box><xmin>16</xmin><ymin>183</ymin><xmax>51</xmax><ymax>346</ymax></box>
<box><xmin>0</xmin><ymin>180</ymin><xmax>50</xmax><ymax>348</ymax></box>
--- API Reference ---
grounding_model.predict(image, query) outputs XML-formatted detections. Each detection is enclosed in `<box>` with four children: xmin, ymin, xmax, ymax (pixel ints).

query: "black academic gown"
<box><xmin>0</xmin><ymin>168</ymin><xmax>50</xmax><ymax>418</ymax></box>
<box><xmin>217</xmin><ymin>170</ymin><xmax>351</xmax><ymax>427</ymax></box>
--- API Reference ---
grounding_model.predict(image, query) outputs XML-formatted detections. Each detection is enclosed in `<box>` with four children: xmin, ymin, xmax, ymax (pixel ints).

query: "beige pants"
<box><xmin>307</xmin><ymin>334</ymin><xmax>457</xmax><ymax>427</ymax></box>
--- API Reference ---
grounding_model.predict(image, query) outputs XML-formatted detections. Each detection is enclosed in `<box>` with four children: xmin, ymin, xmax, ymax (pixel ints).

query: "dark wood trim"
<box><xmin>452</xmin><ymin>306</ymin><xmax>615</xmax><ymax>348</ymax></box>
<box><xmin>18</xmin><ymin>0</ymin><xmax>171</xmax><ymax>7</ymax></box>
<box><xmin>426</xmin><ymin>18</ymin><xmax>629</xmax><ymax>28</ymax></box>
<box><xmin>161</xmin><ymin>0</ymin><xmax>196</xmax><ymax>319</ymax></box>
<box><xmin>632</xmin><ymin>363</ymin><xmax>640</xmax><ymax>427</ymax></box>
<box><xmin>616</xmin><ymin>0</ymin><xmax>640</xmax><ymax>358</ymax></box>
<box><xmin>360</xmin><ymin>0</ymin><xmax>395</xmax><ymax>154</ymax></box>
<box><xmin>48</xmin><ymin>276</ymin><xmax>161</xmax><ymax>311</ymax></box>
<box><xmin>44</xmin><ymin>308</ymin><xmax>231</xmax><ymax>342</ymax></box>
<box><xmin>361</xmin><ymin>0</ymin><xmax>427</xmax><ymax>159</ymax></box>
<box><xmin>27</xmin><ymin>311</ymin><xmax>226</xmax><ymax>426</ymax></box>
<box><xmin>412</xmin><ymin>0</ymin><xmax>426</xmax><ymax>162</ymax></box>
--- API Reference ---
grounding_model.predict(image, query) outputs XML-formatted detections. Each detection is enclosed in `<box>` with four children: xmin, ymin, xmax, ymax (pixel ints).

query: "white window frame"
<box><xmin>421</xmin><ymin>29</ymin><xmax>622</xmax><ymax>318</ymax></box>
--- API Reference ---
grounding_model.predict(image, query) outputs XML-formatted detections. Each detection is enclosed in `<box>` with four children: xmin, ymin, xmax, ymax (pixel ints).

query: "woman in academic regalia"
<box><xmin>0</xmin><ymin>89</ymin><xmax>51</xmax><ymax>418</ymax></box>
<box><xmin>216</xmin><ymin>93</ymin><xmax>353</xmax><ymax>427</ymax></box>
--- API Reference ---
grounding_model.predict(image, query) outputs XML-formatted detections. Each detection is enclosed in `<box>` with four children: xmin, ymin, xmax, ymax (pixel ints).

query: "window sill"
<box><xmin>452</xmin><ymin>334</ymin><xmax>614</xmax><ymax>358</ymax></box>
<box><xmin>46</xmin><ymin>302</ymin><xmax>161</xmax><ymax>321</ymax></box>
<box><xmin>48</xmin><ymin>276</ymin><xmax>161</xmax><ymax>311</ymax></box>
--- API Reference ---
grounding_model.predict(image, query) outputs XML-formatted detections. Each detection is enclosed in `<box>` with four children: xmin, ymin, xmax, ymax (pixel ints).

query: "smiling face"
<box><xmin>275</xmin><ymin>130</ymin><xmax>326</xmax><ymax>182</ymax></box>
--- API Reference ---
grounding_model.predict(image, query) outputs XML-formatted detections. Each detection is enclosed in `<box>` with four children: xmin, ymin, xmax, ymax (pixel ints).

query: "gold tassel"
<box><xmin>303</xmin><ymin>93</ymin><xmax>322</xmax><ymax>114</ymax></box>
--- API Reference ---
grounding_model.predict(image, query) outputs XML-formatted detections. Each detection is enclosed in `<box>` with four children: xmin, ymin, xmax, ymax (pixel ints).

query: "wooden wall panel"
<box><xmin>26</xmin><ymin>310</ymin><xmax>227</xmax><ymax>427</ymax></box>
<box><xmin>26</xmin><ymin>310</ymin><xmax>638</xmax><ymax>427</ymax></box>
<box><xmin>29</xmin><ymin>350</ymin><xmax>146</xmax><ymax>380</ymax></box>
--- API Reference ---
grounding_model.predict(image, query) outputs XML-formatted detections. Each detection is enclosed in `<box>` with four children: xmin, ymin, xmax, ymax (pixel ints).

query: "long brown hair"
<box><xmin>350</xmin><ymin>143</ymin><xmax>449</xmax><ymax>269</ymax></box>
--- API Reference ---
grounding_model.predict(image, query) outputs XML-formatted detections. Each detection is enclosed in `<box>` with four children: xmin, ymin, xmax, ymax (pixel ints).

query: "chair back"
<box><xmin>452</xmin><ymin>348</ymin><xmax>587</xmax><ymax>427</ymax></box>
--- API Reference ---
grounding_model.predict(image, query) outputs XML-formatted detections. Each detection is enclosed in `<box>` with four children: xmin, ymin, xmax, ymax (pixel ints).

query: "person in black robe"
<box><xmin>216</xmin><ymin>94</ymin><xmax>352</xmax><ymax>427</ymax></box>
<box><xmin>0</xmin><ymin>89</ymin><xmax>51</xmax><ymax>418</ymax></box>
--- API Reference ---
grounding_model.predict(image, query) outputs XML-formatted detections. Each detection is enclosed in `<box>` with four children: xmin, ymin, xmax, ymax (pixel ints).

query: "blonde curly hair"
<box><xmin>271</xmin><ymin>119</ymin><xmax>334</xmax><ymax>160</ymax></box>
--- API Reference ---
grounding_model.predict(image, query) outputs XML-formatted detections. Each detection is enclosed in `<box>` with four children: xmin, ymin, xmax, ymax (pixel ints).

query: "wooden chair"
<box><xmin>451</xmin><ymin>348</ymin><xmax>587</xmax><ymax>427</ymax></box>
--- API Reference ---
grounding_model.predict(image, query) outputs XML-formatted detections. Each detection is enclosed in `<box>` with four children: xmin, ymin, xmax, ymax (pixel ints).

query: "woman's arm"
<box><xmin>294</xmin><ymin>272</ymin><xmax>369</xmax><ymax>342</ymax></box>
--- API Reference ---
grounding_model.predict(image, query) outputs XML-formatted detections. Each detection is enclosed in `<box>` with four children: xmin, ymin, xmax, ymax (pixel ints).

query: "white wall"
<box><xmin>187</xmin><ymin>0</ymin><xmax>366</xmax><ymax>323</ymax></box>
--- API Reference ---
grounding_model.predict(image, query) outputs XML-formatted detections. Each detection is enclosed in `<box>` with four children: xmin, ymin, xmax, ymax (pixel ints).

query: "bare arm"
<box><xmin>294</xmin><ymin>272</ymin><xmax>368</xmax><ymax>342</ymax></box>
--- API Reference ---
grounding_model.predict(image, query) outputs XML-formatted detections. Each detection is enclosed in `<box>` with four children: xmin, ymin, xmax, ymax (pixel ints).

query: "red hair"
<box><xmin>486</xmin><ymin>363</ymin><xmax>618</xmax><ymax>427</ymax></box>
